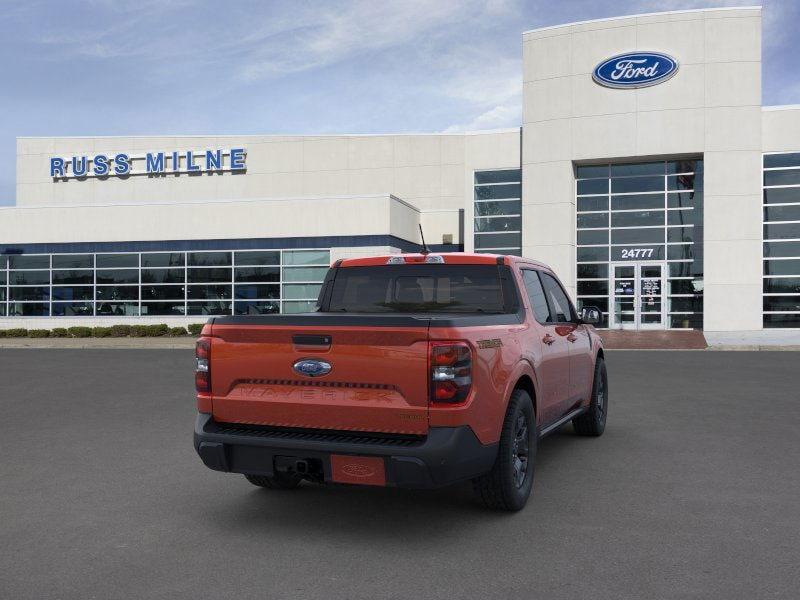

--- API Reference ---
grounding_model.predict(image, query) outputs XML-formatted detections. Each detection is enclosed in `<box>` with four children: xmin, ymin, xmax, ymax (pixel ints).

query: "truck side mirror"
<box><xmin>579</xmin><ymin>306</ymin><xmax>601</xmax><ymax>325</ymax></box>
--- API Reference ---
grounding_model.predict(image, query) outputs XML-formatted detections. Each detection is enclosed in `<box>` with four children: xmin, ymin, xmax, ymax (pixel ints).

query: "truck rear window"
<box><xmin>324</xmin><ymin>265</ymin><xmax>512</xmax><ymax>313</ymax></box>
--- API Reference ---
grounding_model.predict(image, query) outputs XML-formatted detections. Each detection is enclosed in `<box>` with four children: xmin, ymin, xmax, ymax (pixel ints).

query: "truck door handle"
<box><xmin>566</xmin><ymin>333</ymin><xmax>578</xmax><ymax>343</ymax></box>
<box><xmin>542</xmin><ymin>334</ymin><xmax>555</xmax><ymax>345</ymax></box>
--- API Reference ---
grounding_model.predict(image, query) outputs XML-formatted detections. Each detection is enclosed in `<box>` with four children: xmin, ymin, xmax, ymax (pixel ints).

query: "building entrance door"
<box><xmin>610</xmin><ymin>262</ymin><xmax>666</xmax><ymax>330</ymax></box>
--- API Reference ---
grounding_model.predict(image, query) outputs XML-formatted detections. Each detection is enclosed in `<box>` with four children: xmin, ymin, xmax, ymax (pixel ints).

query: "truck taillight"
<box><xmin>430</xmin><ymin>342</ymin><xmax>472</xmax><ymax>404</ymax></box>
<box><xmin>195</xmin><ymin>337</ymin><xmax>211</xmax><ymax>394</ymax></box>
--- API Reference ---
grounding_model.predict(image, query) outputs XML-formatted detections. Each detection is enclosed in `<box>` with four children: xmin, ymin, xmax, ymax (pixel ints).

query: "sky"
<box><xmin>1</xmin><ymin>0</ymin><xmax>799</xmax><ymax>206</ymax></box>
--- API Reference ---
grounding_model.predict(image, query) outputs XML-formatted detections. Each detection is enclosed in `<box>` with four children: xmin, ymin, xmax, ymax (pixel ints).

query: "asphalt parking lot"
<box><xmin>1</xmin><ymin>350</ymin><xmax>798</xmax><ymax>599</ymax></box>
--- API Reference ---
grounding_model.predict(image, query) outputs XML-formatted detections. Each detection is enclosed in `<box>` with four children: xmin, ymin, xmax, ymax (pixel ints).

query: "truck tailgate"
<box><xmin>209</xmin><ymin>323</ymin><xmax>431</xmax><ymax>435</ymax></box>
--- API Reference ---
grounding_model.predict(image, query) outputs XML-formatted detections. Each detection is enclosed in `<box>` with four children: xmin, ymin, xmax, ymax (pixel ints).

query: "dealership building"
<box><xmin>2</xmin><ymin>6</ymin><xmax>799</xmax><ymax>338</ymax></box>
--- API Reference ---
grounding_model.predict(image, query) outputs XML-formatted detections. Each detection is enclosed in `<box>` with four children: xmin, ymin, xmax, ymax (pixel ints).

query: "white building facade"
<box><xmin>2</xmin><ymin>6</ymin><xmax>799</xmax><ymax>335</ymax></box>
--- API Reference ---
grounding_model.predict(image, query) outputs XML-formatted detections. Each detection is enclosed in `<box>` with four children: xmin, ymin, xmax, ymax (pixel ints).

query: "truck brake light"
<box><xmin>195</xmin><ymin>337</ymin><xmax>211</xmax><ymax>394</ymax></box>
<box><xmin>429</xmin><ymin>342</ymin><xmax>472</xmax><ymax>404</ymax></box>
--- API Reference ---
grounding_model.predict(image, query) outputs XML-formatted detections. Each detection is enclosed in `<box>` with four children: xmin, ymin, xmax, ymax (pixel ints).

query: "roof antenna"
<box><xmin>418</xmin><ymin>224</ymin><xmax>430</xmax><ymax>255</ymax></box>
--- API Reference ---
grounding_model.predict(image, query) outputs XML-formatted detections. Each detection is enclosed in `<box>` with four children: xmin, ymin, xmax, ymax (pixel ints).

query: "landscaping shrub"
<box><xmin>4</xmin><ymin>328</ymin><xmax>28</xmax><ymax>337</ymax></box>
<box><xmin>91</xmin><ymin>327</ymin><xmax>113</xmax><ymax>338</ymax></box>
<box><xmin>51</xmin><ymin>328</ymin><xmax>69</xmax><ymax>338</ymax></box>
<box><xmin>109</xmin><ymin>324</ymin><xmax>132</xmax><ymax>337</ymax></box>
<box><xmin>67</xmin><ymin>326</ymin><xmax>92</xmax><ymax>338</ymax></box>
<box><xmin>187</xmin><ymin>323</ymin><xmax>204</xmax><ymax>336</ymax></box>
<box><xmin>28</xmin><ymin>329</ymin><xmax>51</xmax><ymax>338</ymax></box>
<box><xmin>130</xmin><ymin>325</ymin><xmax>148</xmax><ymax>337</ymax></box>
<box><xmin>0</xmin><ymin>330</ymin><xmax>5</xmax><ymax>338</ymax></box>
<box><xmin>167</xmin><ymin>326</ymin><xmax>188</xmax><ymax>337</ymax></box>
<box><xmin>146</xmin><ymin>324</ymin><xmax>169</xmax><ymax>337</ymax></box>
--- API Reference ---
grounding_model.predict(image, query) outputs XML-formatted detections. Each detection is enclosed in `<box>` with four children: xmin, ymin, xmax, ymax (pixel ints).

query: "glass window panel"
<box><xmin>669</xmin><ymin>279</ymin><xmax>702</xmax><ymax>295</ymax></box>
<box><xmin>763</xmin><ymin>278</ymin><xmax>800</xmax><ymax>294</ymax></box>
<box><xmin>577</xmin><ymin>230</ymin><xmax>608</xmax><ymax>245</ymax></box>
<box><xmin>667</xmin><ymin>245</ymin><xmax>694</xmax><ymax>261</ymax></box>
<box><xmin>611</xmin><ymin>194</ymin><xmax>664</xmax><ymax>210</ymax></box>
<box><xmin>283</xmin><ymin>283</ymin><xmax>322</xmax><ymax>300</ymax></box>
<box><xmin>9</xmin><ymin>255</ymin><xmax>49</xmax><ymax>269</ymax></box>
<box><xmin>764</xmin><ymin>153</ymin><xmax>800</xmax><ymax>168</ymax></box>
<box><xmin>667</xmin><ymin>209</ymin><xmax>699</xmax><ymax>226</ymax></box>
<box><xmin>764</xmin><ymin>205</ymin><xmax>800</xmax><ymax>222</ymax></box>
<box><xmin>577</xmin><ymin>280</ymin><xmax>609</xmax><ymax>295</ymax></box>
<box><xmin>95</xmin><ymin>286</ymin><xmax>138</xmax><ymax>301</ymax></box>
<box><xmin>96</xmin><ymin>269</ymin><xmax>138</xmax><ymax>284</ymax></box>
<box><xmin>187</xmin><ymin>285</ymin><xmax>232</xmax><ymax>300</ymax></box>
<box><xmin>474</xmin><ymin>200</ymin><xmax>521</xmax><ymax>217</ymax></box>
<box><xmin>611</xmin><ymin>228</ymin><xmax>664</xmax><ymax>244</ymax></box>
<box><xmin>667</xmin><ymin>174</ymin><xmax>698</xmax><ymax>191</ymax></box>
<box><xmin>765</xmin><ymin>170</ymin><xmax>800</xmax><ymax>187</ymax></box>
<box><xmin>52</xmin><ymin>270</ymin><xmax>93</xmax><ymax>284</ymax></box>
<box><xmin>576</xmin><ymin>165</ymin><xmax>609</xmax><ymax>178</ymax></box>
<box><xmin>611</xmin><ymin>176</ymin><xmax>663</xmax><ymax>194</ymax></box>
<box><xmin>141</xmin><ymin>285</ymin><xmax>185</xmax><ymax>300</ymax></box>
<box><xmin>577</xmin><ymin>264</ymin><xmax>608</xmax><ymax>279</ymax></box>
<box><xmin>187</xmin><ymin>301</ymin><xmax>232</xmax><ymax>316</ymax></box>
<box><xmin>669</xmin><ymin>297</ymin><xmax>703</xmax><ymax>312</ymax></box>
<box><xmin>234</xmin><ymin>266</ymin><xmax>280</xmax><ymax>283</ymax></box>
<box><xmin>577</xmin><ymin>196</ymin><xmax>608</xmax><ymax>212</ymax></box>
<box><xmin>763</xmin><ymin>296</ymin><xmax>800</xmax><ymax>312</ymax></box>
<box><xmin>0</xmin><ymin>288</ymin><xmax>5</xmax><ymax>301</ymax></box>
<box><xmin>52</xmin><ymin>302</ymin><xmax>93</xmax><ymax>316</ymax></box>
<box><xmin>667</xmin><ymin>191</ymin><xmax>702</xmax><ymax>209</ymax></box>
<box><xmin>187</xmin><ymin>251</ymin><xmax>231</xmax><ymax>267</ymax></box>
<box><xmin>283</xmin><ymin>250</ymin><xmax>330</xmax><ymax>266</ymax></box>
<box><xmin>764</xmin><ymin>259</ymin><xmax>800</xmax><ymax>275</ymax></box>
<box><xmin>0</xmin><ymin>305</ymin><xmax>5</xmax><ymax>316</ymax></box>
<box><xmin>282</xmin><ymin>300</ymin><xmax>317</xmax><ymax>314</ymax></box>
<box><xmin>474</xmin><ymin>184</ymin><xmax>521</xmax><ymax>200</ymax></box>
<box><xmin>142</xmin><ymin>268</ymin><xmax>185</xmax><ymax>284</ymax></box>
<box><xmin>611</xmin><ymin>162</ymin><xmax>664</xmax><ymax>176</ymax></box>
<box><xmin>234</xmin><ymin>284</ymin><xmax>280</xmax><ymax>300</ymax></box>
<box><xmin>141</xmin><ymin>253</ymin><xmax>185</xmax><ymax>268</ymax></box>
<box><xmin>669</xmin><ymin>262</ymin><xmax>696</xmax><ymax>277</ymax></box>
<box><xmin>577</xmin><ymin>297</ymin><xmax>608</xmax><ymax>313</ymax></box>
<box><xmin>53</xmin><ymin>286</ymin><xmax>94</xmax><ymax>301</ymax></box>
<box><xmin>764</xmin><ymin>223</ymin><xmax>800</xmax><ymax>240</ymax></box>
<box><xmin>0</xmin><ymin>271</ymin><xmax>5</xmax><ymax>285</ymax></box>
<box><xmin>282</xmin><ymin>266</ymin><xmax>328</xmax><ymax>282</ymax></box>
<box><xmin>577</xmin><ymin>247</ymin><xmax>609</xmax><ymax>262</ymax></box>
<box><xmin>668</xmin><ymin>227</ymin><xmax>694</xmax><ymax>243</ymax></box>
<box><xmin>474</xmin><ymin>170</ymin><xmax>520</xmax><ymax>184</ymax></box>
<box><xmin>521</xmin><ymin>271</ymin><xmax>550</xmax><ymax>323</ymax></box>
<box><xmin>96</xmin><ymin>302</ymin><xmax>138</xmax><ymax>316</ymax></box>
<box><xmin>234</xmin><ymin>251</ymin><xmax>279</xmax><ymax>266</ymax></box>
<box><xmin>140</xmin><ymin>302</ymin><xmax>185</xmax><ymax>316</ymax></box>
<box><xmin>576</xmin><ymin>179</ymin><xmax>608</xmax><ymax>195</ymax></box>
<box><xmin>9</xmin><ymin>270</ymin><xmax>50</xmax><ymax>285</ymax></box>
<box><xmin>187</xmin><ymin>267</ymin><xmax>231</xmax><ymax>283</ymax></box>
<box><xmin>0</xmin><ymin>255</ymin><xmax>6</xmax><ymax>269</ymax></box>
<box><xmin>763</xmin><ymin>188</ymin><xmax>800</xmax><ymax>205</ymax></box>
<box><xmin>670</xmin><ymin>314</ymin><xmax>703</xmax><ymax>328</ymax></box>
<box><xmin>764</xmin><ymin>314</ymin><xmax>800</xmax><ymax>327</ymax></box>
<box><xmin>577</xmin><ymin>212</ymin><xmax>608</xmax><ymax>228</ymax></box>
<box><xmin>667</xmin><ymin>160</ymin><xmax>701</xmax><ymax>174</ymax></box>
<box><xmin>474</xmin><ymin>216</ymin><xmax>521</xmax><ymax>233</ymax></box>
<box><xmin>8</xmin><ymin>302</ymin><xmax>49</xmax><ymax>316</ymax></box>
<box><xmin>234</xmin><ymin>300</ymin><xmax>280</xmax><ymax>315</ymax></box>
<box><xmin>52</xmin><ymin>254</ymin><xmax>93</xmax><ymax>269</ymax></box>
<box><xmin>540</xmin><ymin>273</ymin><xmax>574</xmax><ymax>323</ymax></box>
<box><xmin>10</xmin><ymin>287</ymin><xmax>50</xmax><ymax>301</ymax></box>
<box><xmin>764</xmin><ymin>241</ymin><xmax>800</xmax><ymax>258</ymax></box>
<box><xmin>611</xmin><ymin>210</ymin><xmax>664</xmax><ymax>228</ymax></box>
<box><xmin>96</xmin><ymin>254</ymin><xmax>137</xmax><ymax>268</ymax></box>
<box><xmin>474</xmin><ymin>232</ymin><xmax>521</xmax><ymax>249</ymax></box>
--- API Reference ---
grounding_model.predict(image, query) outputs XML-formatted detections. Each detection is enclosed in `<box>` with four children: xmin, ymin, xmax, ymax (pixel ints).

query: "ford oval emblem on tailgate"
<box><xmin>293</xmin><ymin>358</ymin><xmax>332</xmax><ymax>377</ymax></box>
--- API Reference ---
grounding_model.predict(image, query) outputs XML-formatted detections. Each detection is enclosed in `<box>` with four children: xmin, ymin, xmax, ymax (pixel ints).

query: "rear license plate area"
<box><xmin>330</xmin><ymin>455</ymin><xmax>386</xmax><ymax>486</ymax></box>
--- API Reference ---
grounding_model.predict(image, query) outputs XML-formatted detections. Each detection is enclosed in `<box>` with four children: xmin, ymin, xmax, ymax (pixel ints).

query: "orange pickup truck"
<box><xmin>193</xmin><ymin>253</ymin><xmax>607</xmax><ymax>510</ymax></box>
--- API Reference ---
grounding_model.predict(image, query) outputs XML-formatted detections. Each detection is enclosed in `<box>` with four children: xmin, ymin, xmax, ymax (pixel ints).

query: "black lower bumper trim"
<box><xmin>194</xmin><ymin>413</ymin><xmax>497</xmax><ymax>489</ymax></box>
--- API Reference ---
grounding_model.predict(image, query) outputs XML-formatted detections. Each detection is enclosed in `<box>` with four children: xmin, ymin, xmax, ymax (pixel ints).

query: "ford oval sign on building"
<box><xmin>592</xmin><ymin>52</ymin><xmax>679</xmax><ymax>89</ymax></box>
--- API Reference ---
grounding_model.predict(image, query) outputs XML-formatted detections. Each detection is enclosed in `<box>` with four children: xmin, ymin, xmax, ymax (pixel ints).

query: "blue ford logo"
<box><xmin>593</xmin><ymin>52</ymin><xmax>678</xmax><ymax>89</ymax></box>
<box><xmin>293</xmin><ymin>359</ymin><xmax>332</xmax><ymax>377</ymax></box>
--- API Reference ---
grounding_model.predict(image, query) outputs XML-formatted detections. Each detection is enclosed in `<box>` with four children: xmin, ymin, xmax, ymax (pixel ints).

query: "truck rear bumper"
<box><xmin>194</xmin><ymin>413</ymin><xmax>497</xmax><ymax>489</ymax></box>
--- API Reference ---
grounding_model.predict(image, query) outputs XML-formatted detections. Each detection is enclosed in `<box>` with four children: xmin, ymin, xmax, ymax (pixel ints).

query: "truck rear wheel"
<box><xmin>472</xmin><ymin>389</ymin><xmax>536</xmax><ymax>511</ymax></box>
<box><xmin>244</xmin><ymin>473</ymin><xmax>303</xmax><ymax>490</ymax></box>
<box><xmin>572</xmin><ymin>357</ymin><xmax>607</xmax><ymax>436</ymax></box>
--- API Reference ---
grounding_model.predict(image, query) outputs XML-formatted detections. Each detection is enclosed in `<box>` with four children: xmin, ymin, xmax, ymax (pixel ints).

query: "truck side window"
<box><xmin>521</xmin><ymin>270</ymin><xmax>551</xmax><ymax>324</ymax></box>
<box><xmin>540</xmin><ymin>272</ymin><xmax>574</xmax><ymax>323</ymax></box>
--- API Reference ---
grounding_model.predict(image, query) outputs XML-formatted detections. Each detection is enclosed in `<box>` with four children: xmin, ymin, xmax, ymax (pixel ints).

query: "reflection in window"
<box><xmin>474</xmin><ymin>169</ymin><xmax>521</xmax><ymax>255</ymax></box>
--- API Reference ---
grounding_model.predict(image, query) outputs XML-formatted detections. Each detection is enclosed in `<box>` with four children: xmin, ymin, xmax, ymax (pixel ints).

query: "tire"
<box><xmin>244</xmin><ymin>473</ymin><xmax>303</xmax><ymax>490</ymax></box>
<box><xmin>472</xmin><ymin>389</ymin><xmax>537</xmax><ymax>511</ymax></box>
<box><xmin>572</xmin><ymin>357</ymin><xmax>608</xmax><ymax>437</ymax></box>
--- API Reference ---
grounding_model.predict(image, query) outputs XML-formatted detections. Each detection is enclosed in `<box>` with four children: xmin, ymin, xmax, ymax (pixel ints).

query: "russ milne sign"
<box><xmin>50</xmin><ymin>148</ymin><xmax>246</xmax><ymax>179</ymax></box>
<box><xmin>592</xmin><ymin>52</ymin><xmax>678</xmax><ymax>89</ymax></box>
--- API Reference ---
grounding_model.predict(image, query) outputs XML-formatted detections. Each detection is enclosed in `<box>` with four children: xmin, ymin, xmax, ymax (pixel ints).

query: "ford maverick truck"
<box><xmin>193</xmin><ymin>253</ymin><xmax>607</xmax><ymax>510</ymax></box>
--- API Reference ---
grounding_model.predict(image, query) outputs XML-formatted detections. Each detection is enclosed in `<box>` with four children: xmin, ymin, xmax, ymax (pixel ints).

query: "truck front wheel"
<box><xmin>472</xmin><ymin>389</ymin><xmax>536</xmax><ymax>511</ymax></box>
<box><xmin>244</xmin><ymin>473</ymin><xmax>303</xmax><ymax>490</ymax></box>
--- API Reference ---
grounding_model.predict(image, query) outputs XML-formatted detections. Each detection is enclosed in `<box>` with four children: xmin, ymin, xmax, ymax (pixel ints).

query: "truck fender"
<box><xmin>501</xmin><ymin>359</ymin><xmax>541</xmax><ymax>424</ymax></box>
